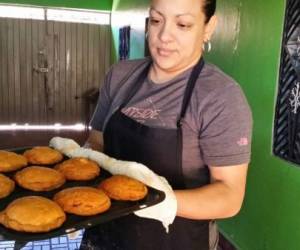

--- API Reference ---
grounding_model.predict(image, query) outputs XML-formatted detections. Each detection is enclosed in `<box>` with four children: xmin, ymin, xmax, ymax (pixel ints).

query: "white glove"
<box><xmin>133</xmin><ymin>175</ymin><xmax>176</xmax><ymax>233</ymax></box>
<box><xmin>50</xmin><ymin>137</ymin><xmax>177</xmax><ymax>232</ymax></box>
<box><xmin>49</xmin><ymin>137</ymin><xmax>80</xmax><ymax>157</ymax></box>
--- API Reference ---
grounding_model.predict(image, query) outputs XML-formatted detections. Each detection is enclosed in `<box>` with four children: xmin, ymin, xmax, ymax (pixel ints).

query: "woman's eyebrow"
<box><xmin>150</xmin><ymin>7</ymin><xmax>195</xmax><ymax>18</ymax></box>
<box><xmin>149</xmin><ymin>7</ymin><xmax>162</xmax><ymax>15</ymax></box>
<box><xmin>176</xmin><ymin>13</ymin><xmax>195</xmax><ymax>18</ymax></box>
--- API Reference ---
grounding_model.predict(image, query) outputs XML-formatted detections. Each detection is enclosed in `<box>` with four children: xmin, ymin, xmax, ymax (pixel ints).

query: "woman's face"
<box><xmin>148</xmin><ymin>0</ymin><xmax>216</xmax><ymax>73</ymax></box>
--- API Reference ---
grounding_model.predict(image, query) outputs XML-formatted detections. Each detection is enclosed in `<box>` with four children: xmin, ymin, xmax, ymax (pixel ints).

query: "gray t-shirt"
<box><xmin>90</xmin><ymin>58</ymin><xmax>252</xmax><ymax>188</ymax></box>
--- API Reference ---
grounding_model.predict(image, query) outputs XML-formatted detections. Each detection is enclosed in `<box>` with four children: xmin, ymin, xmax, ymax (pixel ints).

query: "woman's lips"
<box><xmin>157</xmin><ymin>48</ymin><xmax>174</xmax><ymax>57</ymax></box>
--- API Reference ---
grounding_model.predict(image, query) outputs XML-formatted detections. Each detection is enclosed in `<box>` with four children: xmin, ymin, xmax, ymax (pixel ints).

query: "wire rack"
<box><xmin>0</xmin><ymin>230</ymin><xmax>83</xmax><ymax>250</ymax></box>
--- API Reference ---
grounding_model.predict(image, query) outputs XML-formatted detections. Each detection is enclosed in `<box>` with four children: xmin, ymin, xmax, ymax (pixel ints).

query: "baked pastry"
<box><xmin>23</xmin><ymin>146</ymin><xmax>63</xmax><ymax>165</ymax></box>
<box><xmin>99</xmin><ymin>175</ymin><xmax>148</xmax><ymax>201</ymax></box>
<box><xmin>0</xmin><ymin>196</ymin><xmax>66</xmax><ymax>233</ymax></box>
<box><xmin>0</xmin><ymin>150</ymin><xmax>27</xmax><ymax>172</ymax></box>
<box><xmin>0</xmin><ymin>174</ymin><xmax>15</xmax><ymax>199</ymax></box>
<box><xmin>53</xmin><ymin>187</ymin><xmax>111</xmax><ymax>216</ymax></box>
<box><xmin>55</xmin><ymin>157</ymin><xmax>100</xmax><ymax>181</ymax></box>
<box><xmin>15</xmin><ymin>166</ymin><xmax>65</xmax><ymax>191</ymax></box>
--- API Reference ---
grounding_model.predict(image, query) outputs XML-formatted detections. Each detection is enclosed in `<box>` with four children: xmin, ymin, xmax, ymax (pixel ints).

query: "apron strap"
<box><xmin>177</xmin><ymin>58</ymin><xmax>205</xmax><ymax>127</ymax></box>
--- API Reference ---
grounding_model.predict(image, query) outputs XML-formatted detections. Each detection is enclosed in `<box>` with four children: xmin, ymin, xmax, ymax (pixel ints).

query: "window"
<box><xmin>273</xmin><ymin>0</ymin><xmax>300</xmax><ymax>164</ymax></box>
<box><xmin>0</xmin><ymin>4</ymin><xmax>110</xmax><ymax>25</ymax></box>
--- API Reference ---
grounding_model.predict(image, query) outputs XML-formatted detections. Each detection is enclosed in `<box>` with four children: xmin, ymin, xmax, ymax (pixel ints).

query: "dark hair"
<box><xmin>203</xmin><ymin>0</ymin><xmax>216</xmax><ymax>23</ymax></box>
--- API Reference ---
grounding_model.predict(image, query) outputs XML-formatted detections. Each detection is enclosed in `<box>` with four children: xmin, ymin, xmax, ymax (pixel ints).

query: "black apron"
<box><xmin>80</xmin><ymin>57</ymin><xmax>210</xmax><ymax>250</ymax></box>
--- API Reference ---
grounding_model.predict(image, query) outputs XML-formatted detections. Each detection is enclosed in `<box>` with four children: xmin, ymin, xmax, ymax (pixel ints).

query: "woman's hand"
<box><xmin>84</xmin><ymin>130</ymin><xmax>104</xmax><ymax>152</ymax></box>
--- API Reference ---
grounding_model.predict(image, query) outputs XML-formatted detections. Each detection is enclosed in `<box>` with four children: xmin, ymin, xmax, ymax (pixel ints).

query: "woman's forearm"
<box><xmin>175</xmin><ymin>181</ymin><xmax>243</xmax><ymax>220</ymax></box>
<box><xmin>175</xmin><ymin>164</ymin><xmax>248</xmax><ymax>220</ymax></box>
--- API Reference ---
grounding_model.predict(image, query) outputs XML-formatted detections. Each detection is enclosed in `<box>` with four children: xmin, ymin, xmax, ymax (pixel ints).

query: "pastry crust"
<box><xmin>0</xmin><ymin>196</ymin><xmax>66</xmax><ymax>233</ymax></box>
<box><xmin>0</xmin><ymin>174</ymin><xmax>15</xmax><ymax>199</ymax></box>
<box><xmin>15</xmin><ymin>166</ymin><xmax>65</xmax><ymax>191</ymax></box>
<box><xmin>0</xmin><ymin>151</ymin><xmax>27</xmax><ymax>172</ymax></box>
<box><xmin>23</xmin><ymin>147</ymin><xmax>63</xmax><ymax>165</ymax></box>
<box><xmin>53</xmin><ymin>187</ymin><xmax>111</xmax><ymax>216</ymax></box>
<box><xmin>99</xmin><ymin>175</ymin><xmax>148</xmax><ymax>201</ymax></box>
<box><xmin>55</xmin><ymin>157</ymin><xmax>100</xmax><ymax>181</ymax></box>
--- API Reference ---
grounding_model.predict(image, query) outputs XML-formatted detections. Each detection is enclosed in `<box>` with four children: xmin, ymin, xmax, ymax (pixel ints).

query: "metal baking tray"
<box><xmin>0</xmin><ymin>147</ymin><xmax>165</xmax><ymax>241</ymax></box>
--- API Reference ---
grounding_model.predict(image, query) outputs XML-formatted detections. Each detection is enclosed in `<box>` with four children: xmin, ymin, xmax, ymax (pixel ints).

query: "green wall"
<box><xmin>206</xmin><ymin>1</ymin><xmax>289</xmax><ymax>250</ymax></box>
<box><xmin>0</xmin><ymin>0</ymin><xmax>112</xmax><ymax>11</ymax></box>
<box><xmin>110</xmin><ymin>0</ymin><xmax>300</xmax><ymax>250</ymax></box>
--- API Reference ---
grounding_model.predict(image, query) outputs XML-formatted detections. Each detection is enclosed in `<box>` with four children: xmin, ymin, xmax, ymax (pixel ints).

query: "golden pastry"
<box><xmin>23</xmin><ymin>146</ymin><xmax>63</xmax><ymax>165</ymax></box>
<box><xmin>15</xmin><ymin>166</ymin><xmax>65</xmax><ymax>191</ymax></box>
<box><xmin>53</xmin><ymin>187</ymin><xmax>111</xmax><ymax>216</ymax></box>
<box><xmin>55</xmin><ymin>157</ymin><xmax>100</xmax><ymax>181</ymax></box>
<box><xmin>99</xmin><ymin>175</ymin><xmax>148</xmax><ymax>201</ymax></box>
<box><xmin>0</xmin><ymin>173</ymin><xmax>15</xmax><ymax>199</ymax></box>
<box><xmin>0</xmin><ymin>150</ymin><xmax>27</xmax><ymax>172</ymax></box>
<box><xmin>0</xmin><ymin>196</ymin><xmax>66</xmax><ymax>233</ymax></box>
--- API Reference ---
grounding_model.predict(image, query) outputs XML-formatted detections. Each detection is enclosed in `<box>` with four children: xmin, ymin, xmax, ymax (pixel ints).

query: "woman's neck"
<box><xmin>149</xmin><ymin>57</ymin><xmax>201</xmax><ymax>84</ymax></box>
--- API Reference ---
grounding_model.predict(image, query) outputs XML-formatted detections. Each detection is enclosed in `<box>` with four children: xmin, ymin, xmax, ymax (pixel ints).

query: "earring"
<box><xmin>202</xmin><ymin>41</ymin><xmax>212</xmax><ymax>52</ymax></box>
<box><xmin>207</xmin><ymin>41</ymin><xmax>211</xmax><ymax>52</ymax></box>
<box><xmin>145</xmin><ymin>32</ymin><xmax>148</xmax><ymax>40</ymax></box>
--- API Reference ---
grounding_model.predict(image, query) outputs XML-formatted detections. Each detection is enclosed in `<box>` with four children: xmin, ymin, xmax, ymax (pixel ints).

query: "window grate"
<box><xmin>0</xmin><ymin>230</ymin><xmax>83</xmax><ymax>250</ymax></box>
<box><xmin>273</xmin><ymin>0</ymin><xmax>300</xmax><ymax>164</ymax></box>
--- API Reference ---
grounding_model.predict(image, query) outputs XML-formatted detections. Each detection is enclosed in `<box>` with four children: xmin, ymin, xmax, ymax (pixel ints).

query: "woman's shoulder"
<box><xmin>110</xmin><ymin>57</ymin><xmax>150</xmax><ymax>77</ymax></box>
<box><xmin>199</xmin><ymin>63</ymin><xmax>239</xmax><ymax>91</ymax></box>
<box><xmin>104</xmin><ymin>58</ymin><xmax>150</xmax><ymax>99</ymax></box>
<box><xmin>193</xmin><ymin>62</ymin><xmax>250</xmax><ymax>110</ymax></box>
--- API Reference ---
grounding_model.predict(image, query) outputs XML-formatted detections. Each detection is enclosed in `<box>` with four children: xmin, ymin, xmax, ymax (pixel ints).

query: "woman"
<box><xmin>81</xmin><ymin>0</ymin><xmax>252</xmax><ymax>249</ymax></box>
